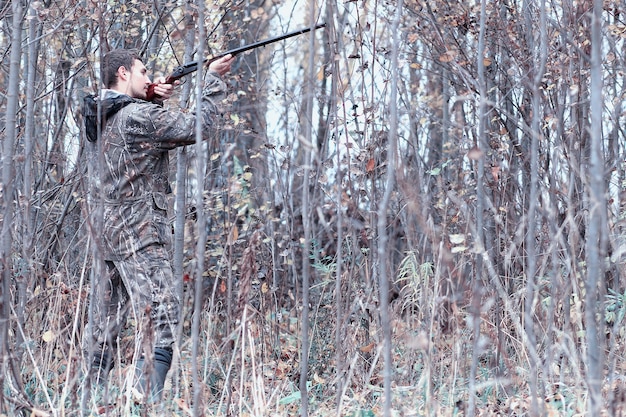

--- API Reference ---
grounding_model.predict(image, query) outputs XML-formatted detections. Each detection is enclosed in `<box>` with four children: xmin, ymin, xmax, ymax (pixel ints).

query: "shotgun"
<box><xmin>147</xmin><ymin>22</ymin><xmax>326</xmax><ymax>101</ymax></box>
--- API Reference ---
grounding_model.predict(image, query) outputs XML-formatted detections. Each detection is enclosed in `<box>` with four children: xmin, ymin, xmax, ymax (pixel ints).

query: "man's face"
<box><xmin>126</xmin><ymin>59</ymin><xmax>151</xmax><ymax>99</ymax></box>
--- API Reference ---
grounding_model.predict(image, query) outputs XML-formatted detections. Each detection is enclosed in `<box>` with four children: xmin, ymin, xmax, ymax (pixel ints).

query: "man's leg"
<box><xmin>84</xmin><ymin>261</ymin><xmax>129</xmax><ymax>386</ymax></box>
<box><xmin>115</xmin><ymin>245</ymin><xmax>180</xmax><ymax>402</ymax></box>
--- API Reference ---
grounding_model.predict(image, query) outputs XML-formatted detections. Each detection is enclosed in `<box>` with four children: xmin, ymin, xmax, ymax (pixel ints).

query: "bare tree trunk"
<box><xmin>15</xmin><ymin>1</ymin><xmax>40</xmax><ymax>365</ymax></box>
<box><xmin>172</xmin><ymin>3</ymin><xmax>196</xmax><ymax>398</ymax></box>
<box><xmin>298</xmin><ymin>14</ymin><xmax>322</xmax><ymax>417</ymax></box>
<box><xmin>191</xmin><ymin>1</ymin><xmax>208</xmax><ymax>414</ymax></box>
<box><xmin>225</xmin><ymin>0</ymin><xmax>269</xmax><ymax>192</ymax></box>
<box><xmin>325</xmin><ymin>10</ymin><xmax>347</xmax><ymax>410</ymax></box>
<box><xmin>1</xmin><ymin>0</ymin><xmax>24</xmax><ymax>411</ymax></box>
<box><xmin>376</xmin><ymin>2</ymin><xmax>402</xmax><ymax>416</ymax></box>
<box><xmin>523</xmin><ymin>1</ymin><xmax>548</xmax><ymax>415</ymax></box>
<box><xmin>585</xmin><ymin>0</ymin><xmax>607</xmax><ymax>413</ymax></box>
<box><xmin>82</xmin><ymin>3</ymin><xmax>108</xmax><ymax>410</ymax></box>
<box><xmin>605</xmin><ymin>10</ymin><xmax>626</xmax><ymax>408</ymax></box>
<box><xmin>468</xmin><ymin>0</ymin><xmax>488</xmax><ymax>414</ymax></box>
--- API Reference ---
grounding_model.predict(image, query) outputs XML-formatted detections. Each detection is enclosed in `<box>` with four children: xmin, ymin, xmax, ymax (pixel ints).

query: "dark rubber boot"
<box><xmin>152</xmin><ymin>347</ymin><xmax>173</xmax><ymax>400</ymax></box>
<box><xmin>90</xmin><ymin>350</ymin><xmax>113</xmax><ymax>387</ymax></box>
<box><xmin>135</xmin><ymin>347</ymin><xmax>173</xmax><ymax>402</ymax></box>
<box><xmin>82</xmin><ymin>349</ymin><xmax>113</xmax><ymax>408</ymax></box>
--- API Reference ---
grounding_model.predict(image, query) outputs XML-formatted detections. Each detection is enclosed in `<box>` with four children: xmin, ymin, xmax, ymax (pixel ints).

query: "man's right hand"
<box><xmin>208</xmin><ymin>54</ymin><xmax>234</xmax><ymax>76</ymax></box>
<box><xmin>150</xmin><ymin>77</ymin><xmax>180</xmax><ymax>101</ymax></box>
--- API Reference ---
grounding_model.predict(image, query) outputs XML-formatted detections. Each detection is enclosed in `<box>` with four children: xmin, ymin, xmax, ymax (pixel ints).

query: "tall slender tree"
<box><xmin>1</xmin><ymin>0</ymin><xmax>24</xmax><ymax>410</ymax></box>
<box><xmin>586</xmin><ymin>0</ymin><xmax>608</xmax><ymax>414</ymax></box>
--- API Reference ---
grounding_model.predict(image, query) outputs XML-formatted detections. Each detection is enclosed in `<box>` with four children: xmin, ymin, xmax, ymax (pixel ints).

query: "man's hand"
<box><xmin>208</xmin><ymin>54</ymin><xmax>234</xmax><ymax>76</ymax></box>
<box><xmin>150</xmin><ymin>77</ymin><xmax>180</xmax><ymax>100</ymax></box>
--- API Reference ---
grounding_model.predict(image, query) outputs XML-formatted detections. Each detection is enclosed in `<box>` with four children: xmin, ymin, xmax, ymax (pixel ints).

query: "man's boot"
<box><xmin>89</xmin><ymin>350</ymin><xmax>113</xmax><ymax>387</ymax></box>
<box><xmin>135</xmin><ymin>347</ymin><xmax>173</xmax><ymax>402</ymax></box>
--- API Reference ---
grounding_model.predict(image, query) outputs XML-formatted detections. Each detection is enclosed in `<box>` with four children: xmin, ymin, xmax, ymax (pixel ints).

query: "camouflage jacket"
<box><xmin>84</xmin><ymin>73</ymin><xmax>227</xmax><ymax>261</ymax></box>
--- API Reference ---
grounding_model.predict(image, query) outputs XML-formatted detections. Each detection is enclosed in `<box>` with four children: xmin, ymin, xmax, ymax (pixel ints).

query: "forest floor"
<box><xmin>8</xmin><ymin>284</ymin><xmax>614</xmax><ymax>417</ymax></box>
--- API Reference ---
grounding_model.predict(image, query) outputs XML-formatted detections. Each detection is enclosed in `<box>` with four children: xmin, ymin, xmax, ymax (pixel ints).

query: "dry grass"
<box><xmin>6</xmin><ymin>246</ymin><xmax>626</xmax><ymax>417</ymax></box>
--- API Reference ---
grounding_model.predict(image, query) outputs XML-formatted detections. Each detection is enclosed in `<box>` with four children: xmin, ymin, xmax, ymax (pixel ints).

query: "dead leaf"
<box><xmin>491</xmin><ymin>165</ymin><xmax>500</xmax><ymax>181</ymax></box>
<box><xmin>227</xmin><ymin>225</ymin><xmax>239</xmax><ymax>245</ymax></box>
<box><xmin>313</xmin><ymin>372</ymin><xmax>326</xmax><ymax>384</ymax></box>
<box><xmin>175</xmin><ymin>398</ymin><xmax>192</xmax><ymax>415</ymax></box>
<box><xmin>42</xmin><ymin>330</ymin><xmax>54</xmax><ymax>343</ymax></box>
<box><xmin>467</xmin><ymin>146</ymin><xmax>483</xmax><ymax>160</ymax></box>
<box><xmin>359</xmin><ymin>342</ymin><xmax>375</xmax><ymax>353</ymax></box>
<box><xmin>439</xmin><ymin>50</ymin><xmax>456</xmax><ymax>62</ymax></box>
<box><xmin>449</xmin><ymin>234</ymin><xmax>466</xmax><ymax>244</ymax></box>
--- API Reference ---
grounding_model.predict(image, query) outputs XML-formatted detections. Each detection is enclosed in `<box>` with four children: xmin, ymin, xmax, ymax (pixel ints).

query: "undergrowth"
<box><xmin>5</xmin><ymin>248</ymin><xmax>626</xmax><ymax>417</ymax></box>
<box><xmin>3</xmin><ymin>168</ymin><xmax>626</xmax><ymax>417</ymax></box>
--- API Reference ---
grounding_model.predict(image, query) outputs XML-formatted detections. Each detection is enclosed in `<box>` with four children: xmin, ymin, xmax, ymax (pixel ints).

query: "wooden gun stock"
<box><xmin>146</xmin><ymin>23</ymin><xmax>325</xmax><ymax>101</ymax></box>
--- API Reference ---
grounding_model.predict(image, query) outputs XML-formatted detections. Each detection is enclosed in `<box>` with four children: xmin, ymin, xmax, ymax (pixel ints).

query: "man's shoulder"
<box><xmin>120</xmin><ymin>100</ymin><xmax>168</xmax><ymax>121</ymax></box>
<box><xmin>117</xmin><ymin>100</ymin><xmax>176</xmax><ymax>137</ymax></box>
<box><xmin>100</xmin><ymin>90</ymin><xmax>137</xmax><ymax>116</ymax></box>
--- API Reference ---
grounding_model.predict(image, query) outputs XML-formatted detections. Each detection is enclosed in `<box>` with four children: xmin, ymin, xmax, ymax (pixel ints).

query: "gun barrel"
<box><xmin>212</xmin><ymin>22</ymin><xmax>326</xmax><ymax>62</ymax></box>
<box><xmin>149</xmin><ymin>23</ymin><xmax>326</xmax><ymax>100</ymax></box>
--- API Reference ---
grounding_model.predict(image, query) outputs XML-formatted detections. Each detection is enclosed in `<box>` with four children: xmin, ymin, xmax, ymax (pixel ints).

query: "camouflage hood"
<box><xmin>83</xmin><ymin>90</ymin><xmax>136</xmax><ymax>142</ymax></box>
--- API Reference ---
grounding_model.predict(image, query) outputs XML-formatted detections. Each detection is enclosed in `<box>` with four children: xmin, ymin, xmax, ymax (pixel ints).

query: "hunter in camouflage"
<box><xmin>83</xmin><ymin>49</ymin><xmax>233</xmax><ymax>402</ymax></box>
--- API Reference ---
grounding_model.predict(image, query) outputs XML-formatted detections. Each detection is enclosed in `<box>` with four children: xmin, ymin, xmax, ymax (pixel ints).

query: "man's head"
<box><xmin>102</xmin><ymin>49</ymin><xmax>151</xmax><ymax>99</ymax></box>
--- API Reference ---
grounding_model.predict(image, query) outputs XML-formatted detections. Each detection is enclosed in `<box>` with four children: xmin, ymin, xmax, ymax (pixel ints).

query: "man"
<box><xmin>83</xmin><ymin>49</ymin><xmax>233</xmax><ymax>403</ymax></box>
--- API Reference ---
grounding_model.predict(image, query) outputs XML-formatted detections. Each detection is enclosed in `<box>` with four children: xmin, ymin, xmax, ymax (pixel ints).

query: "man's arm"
<box><xmin>149</xmin><ymin>55</ymin><xmax>234</xmax><ymax>100</ymax></box>
<box><xmin>123</xmin><ymin>70</ymin><xmax>230</xmax><ymax>149</ymax></box>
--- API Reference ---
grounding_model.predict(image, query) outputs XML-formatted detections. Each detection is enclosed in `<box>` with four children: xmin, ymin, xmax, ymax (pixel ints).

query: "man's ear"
<box><xmin>117</xmin><ymin>66</ymin><xmax>129</xmax><ymax>81</ymax></box>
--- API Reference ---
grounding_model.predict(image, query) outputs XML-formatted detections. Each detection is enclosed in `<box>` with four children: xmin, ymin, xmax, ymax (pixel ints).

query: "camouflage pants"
<box><xmin>85</xmin><ymin>244</ymin><xmax>180</xmax><ymax>363</ymax></box>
